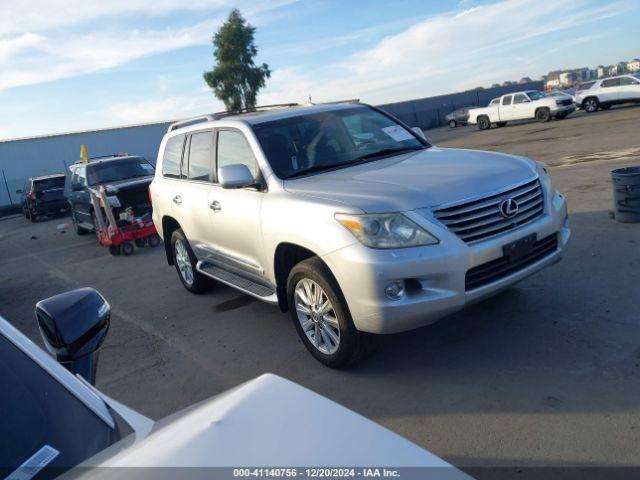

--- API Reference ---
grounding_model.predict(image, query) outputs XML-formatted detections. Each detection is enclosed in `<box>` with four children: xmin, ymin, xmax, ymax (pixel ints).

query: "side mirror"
<box><xmin>218</xmin><ymin>164</ymin><xmax>255</xmax><ymax>189</ymax></box>
<box><xmin>412</xmin><ymin>127</ymin><xmax>428</xmax><ymax>141</ymax></box>
<box><xmin>15</xmin><ymin>189</ymin><xmax>23</xmax><ymax>194</ymax></box>
<box><xmin>71</xmin><ymin>182</ymin><xmax>83</xmax><ymax>192</ymax></box>
<box><xmin>35</xmin><ymin>288</ymin><xmax>110</xmax><ymax>385</ymax></box>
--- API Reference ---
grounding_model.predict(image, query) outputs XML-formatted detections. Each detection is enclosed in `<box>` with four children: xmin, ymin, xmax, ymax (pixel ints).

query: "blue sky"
<box><xmin>1</xmin><ymin>0</ymin><xmax>639</xmax><ymax>139</ymax></box>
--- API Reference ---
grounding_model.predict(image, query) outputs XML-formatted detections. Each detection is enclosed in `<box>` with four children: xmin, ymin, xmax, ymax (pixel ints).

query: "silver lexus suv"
<box><xmin>150</xmin><ymin>102</ymin><xmax>570</xmax><ymax>367</ymax></box>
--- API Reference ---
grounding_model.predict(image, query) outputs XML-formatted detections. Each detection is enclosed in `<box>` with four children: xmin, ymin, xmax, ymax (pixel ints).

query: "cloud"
<box><xmin>0</xmin><ymin>0</ymin><xmax>296</xmax><ymax>91</ymax></box>
<box><xmin>260</xmin><ymin>0</ymin><xmax>633</xmax><ymax>105</ymax></box>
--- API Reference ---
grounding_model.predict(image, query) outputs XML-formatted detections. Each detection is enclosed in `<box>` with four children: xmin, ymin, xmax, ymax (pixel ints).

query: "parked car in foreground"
<box><xmin>574</xmin><ymin>74</ymin><xmax>640</xmax><ymax>113</ymax></box>
<box><xmin>444</xmin><ymin>107</ymin><xmax>471</xmax><ymax>128</ymax></box>
<box><xmin>468</xmin><ymin>90</ymin><xmax>575</xmax><ymax>129</ymax></box>
<box><xmin>0</xmin><ymin>288</ymin><xmax>467</xmax><ymax>479</ymax></box>
<box><xmin>151</xmin><ymin>102</ymin><xmax>570</xmax><ymax>368</ymax></box>
<box><xmin>17</xmin><ymin>174</ymin><xmax>68</xmax><ymax>222</ymax></box>
<box><xmin>64</xmin><ymin>154</ymin><xmax>155</xmax><ymax>235</ymax></box>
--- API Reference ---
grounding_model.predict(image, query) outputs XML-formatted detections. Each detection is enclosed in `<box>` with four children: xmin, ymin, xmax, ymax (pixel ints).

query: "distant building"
<box><xmin>501</xmin><ymin>81</ymin><xmax>515</xmax><ymax>86</ymax></box>
<box><xmin>519</xmin><ymin>77</ymin><xmax>533</xmax><ymax>84</ymax></box>
<box><xmin>490</xmin><ymin>83</ymin><xmax>501</xmax><ymax>88</ymax></box>
<box><xmin>596</xmin><ymin>65</ymin><xmax>607</xmax><ymax>78</ymax></box>
<box><xmin>628</xmin><ymin>59</ymin><xmax>640</xmax><ymax>72</ymax></box>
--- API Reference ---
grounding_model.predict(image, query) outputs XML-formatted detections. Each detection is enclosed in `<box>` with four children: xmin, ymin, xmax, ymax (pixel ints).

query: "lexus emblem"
<box><xmin>499</xmin><ymin>198</ymin><xmax>519</xmax><ymax>218</ymax></box>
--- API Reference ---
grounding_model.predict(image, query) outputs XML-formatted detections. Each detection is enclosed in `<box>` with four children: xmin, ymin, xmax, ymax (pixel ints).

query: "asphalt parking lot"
<box><xmin>1</xmin><ymin>105</ymin><xmax>639</xmax><ymax>475</ymax></box>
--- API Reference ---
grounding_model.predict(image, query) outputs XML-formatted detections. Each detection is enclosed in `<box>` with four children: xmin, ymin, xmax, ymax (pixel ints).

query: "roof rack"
<box><xmin>74</xmin><ymin>153</ymin><xmax>131</xmax><ymax>164</ymax></box>
<box><xmin>167</xmin><ymin>100</ymin><xmax>362</xmax><ymax>133</ymax></box>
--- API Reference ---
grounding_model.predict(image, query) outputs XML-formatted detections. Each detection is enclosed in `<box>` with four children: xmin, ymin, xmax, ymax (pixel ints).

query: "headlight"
<box><xmin>335</xmin><ymin>213</ymin><xmax>439</xmax><ymax>248</ymax></box>
<box><xmin>536</xmin><ymin>162</ymin><xmax>555</xmax><ymax>197</ymax></box>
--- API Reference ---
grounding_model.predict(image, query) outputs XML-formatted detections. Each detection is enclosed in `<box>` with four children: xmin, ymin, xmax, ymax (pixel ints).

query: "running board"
<box><xmin>196</xmin><ymin>261</ymin><xmax>278</xmax><ymax>304</ymax></box>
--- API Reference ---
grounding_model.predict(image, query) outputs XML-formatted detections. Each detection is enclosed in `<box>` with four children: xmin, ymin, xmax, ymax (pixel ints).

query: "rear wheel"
<box><xmin>535</xmin><ymin>108</ymin><xmax>551</xmax><ymax>122</ymax></box>
<box><xmin>122</xmin><ymin>242</ymin><xmax>135</xmax><ymax>256</ymax></box>
<box><xmin>583</xmin><ymin>97</ymin><xmax>599</xmax><ymax>113</ymax></box>
<box><xmin>171</xmin><ymin>229</ymin><xmax>211</xmax><ymax>294</ymax></box>
<box><xmin>448</xmin><ymin>119</ymin><xmax>457</xmax><ymax>128</ymax></box>
<box><xmin>287</xmin><ymin>257</ymin><xmax>371</xmax><ymax>368</ymax></box>
<box><xmin>477</xmin><ymin>116</ymin><xmax>491</xmax><ymax>130</ymax></box>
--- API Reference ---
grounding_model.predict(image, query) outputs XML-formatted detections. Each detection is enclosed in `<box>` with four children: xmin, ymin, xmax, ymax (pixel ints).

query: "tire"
<box><xmin>600</xmin><ymin>104</ymin><xmax>611</xmax><ymax>110</ymax></box>
<box><xmin>109</xmin><ymin>245</ymin><xmax>121</xmax><ymax>256</ymax></box>
<box><xmin>583</xmin><ymin>97</ymin><xmax>599</xmax><ymax>113</ymax></box>
<box><xmin>122</xmin><ymin>242</ymin><xmax>135</xmax><ymax>256</ymax></box>
<box><xmin>287</xmin><ymin>257</ymin><xmax>371</xmax><ymax>368</ymax></box>
<box><xmin>448</xmin><ymin>119</ymin><xmax>457</xmax><ymax>128</ymax></box>
<box><xmin>535</xmin><ymin>108</ymin><xmax>551</xmax><ymax>122</ymax></box>
<box><xmin>135</xmin><ymin>238</ymin><xmax>147</xmax><ymax>248</ymax></box>
<box><xmin>71</xmin><ymin>212</ymin><xmax>89</xmax><ymax>235</ymax></box>
<box><xmin>477</xmin><ymin>116</ymin><xmax>491</xmax><ymax>130</ymax></box>
<box><xmin>29</xmin><ymin>206</ymin><xmax>38</xmax><ymax>223</ymax></box>
<box><xmin>496</xmin><ymin>122</ymin><xmax>507</xmax><ymax>128</ymax></box>
<box><xmin>23</xmin><ymin>205</ymin><xmax>30</xmax><ymax>220</ymax></box>
<box><xmin>171</xmin><ymin>229</ymin><xmax>211</xmax><ymax>294</ymax></box>
<box><xmin>148</xmin><ymin>234</ymin><xmax>161</xmax><ymax>247</ymax></box>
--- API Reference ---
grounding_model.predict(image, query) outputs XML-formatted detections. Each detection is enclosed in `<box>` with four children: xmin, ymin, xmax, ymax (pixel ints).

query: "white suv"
<box><xmin>151</xmin><ymin>102</ymin><xmax>570</xmax><ymax>367</ymax></box>
<box><xmin>575</xmin><ymin>74</ymin><xmax>640</xmax><ymax>112</ymax></box>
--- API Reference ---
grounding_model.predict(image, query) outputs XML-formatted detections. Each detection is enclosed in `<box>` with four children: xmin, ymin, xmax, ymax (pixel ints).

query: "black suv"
<box><xmin>18</xmin><ymin>174</ymin><xmax>68</xmax><ymax>222</ymax></box>
<box><xmin>64</xmin><ymin>155</ymin><xmax>155</xmax><ymax>235</ymax></box>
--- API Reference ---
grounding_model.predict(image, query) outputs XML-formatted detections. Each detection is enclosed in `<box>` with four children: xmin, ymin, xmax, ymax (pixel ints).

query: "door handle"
<box><xmin>209</xmin><ymin>200</ymin><xmax>222</xmax><ymax>212</ymax></box>
<box><xmin>173</xmin><ymin>195</ymin><xmax>182</xmax><ymax>205</ymax></box>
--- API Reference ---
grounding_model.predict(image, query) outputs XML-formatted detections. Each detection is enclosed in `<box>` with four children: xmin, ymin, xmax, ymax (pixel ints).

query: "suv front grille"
<box><xmin>432</xmin><ymin>178</ymin><xmax>544</xmax><ymax>243</ymax></box>
<box><xmin>465</xmin><ymin>234</ymin><xmax>558</xmax><ymax>291</ymax></box>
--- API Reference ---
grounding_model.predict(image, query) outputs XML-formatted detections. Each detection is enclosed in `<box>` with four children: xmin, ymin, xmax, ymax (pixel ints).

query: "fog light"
<box><xmin>384</xmin><ymin>281</ymin><xmax>405</xmax><ymax>300</ymax></box>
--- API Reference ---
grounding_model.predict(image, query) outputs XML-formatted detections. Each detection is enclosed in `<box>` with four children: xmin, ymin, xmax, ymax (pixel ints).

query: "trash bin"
<box><xmin>611</xmin><ymin>166</ymin><xmax>640</xmax><ymax>223</ymax></box>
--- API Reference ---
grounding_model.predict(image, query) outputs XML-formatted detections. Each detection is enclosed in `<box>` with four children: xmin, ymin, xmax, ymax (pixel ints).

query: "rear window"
<box><xmin>87</xmin><ymin>158</ymin><xmax>153</xmax><ymax>186</ymax></box>
<box><xmin>162</xmin><ymin>135</ymin><xmax>185</xmax><ymax>179</ymax></box>
<box><xmin>33</xmin><ymin>177</ymin><xmax>65</xmax><ymax>191</ymax></box>
<box><xmin>577</xmin><ymin>81</ymin><xmax>595</xmax><ymax>91</ymax></box>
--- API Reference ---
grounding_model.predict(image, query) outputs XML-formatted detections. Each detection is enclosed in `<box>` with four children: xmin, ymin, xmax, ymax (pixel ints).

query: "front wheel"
<box><xmin>477</xmin><ymin>116</ymin><xmax>491</xmax><ymax>130</ymax></box>
<box><xmin>448</xmin><ymin>119</ymin><xmax>457</xmax><ymax>128</ymax></box>
<box><xmin>583</xmin><ymin>98</ymin><xmax>599</xmax><ymax>113</ymax></box>
<box><xmin>171</xmin><ymin>229</ymin><xmax>211</xmax><ymax>294</ymax></box>
<box><xmin>287</xmin><ymin>257</ymin><xmax>371</xmax><ymax>368</ymax></box>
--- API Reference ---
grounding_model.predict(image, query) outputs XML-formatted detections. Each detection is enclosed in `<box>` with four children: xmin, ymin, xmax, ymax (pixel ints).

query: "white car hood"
<box><xmin>79</xmin><ymin>374</ymin><xmax>468</xmax><ymax>476</ymax></box>
<box><xmin>283</xmin><ymin>147</ymin><xmax>536</xmax><ymax>213</ymax></box>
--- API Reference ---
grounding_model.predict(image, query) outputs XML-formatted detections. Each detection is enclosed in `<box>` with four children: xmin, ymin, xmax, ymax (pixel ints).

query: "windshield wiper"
<box><xmin>354</xmin><ymin>146</ymin><xmax>424</xmax><ymax>161</ymax></box>
<box><xmin>284</xmin><ymin>164</ymin><xmax>342</xmax><ymax>179</ymax></box>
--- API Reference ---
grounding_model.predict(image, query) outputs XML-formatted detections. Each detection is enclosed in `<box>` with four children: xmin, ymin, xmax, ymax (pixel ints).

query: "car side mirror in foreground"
<box><xmin>35</xmin><ymin>288</ymin><xmax>110</xmax><ymax>385</ymax></box>
<box><xmin>218</xmin><ymin>164</ymin><xmax>255</xmax><ymax>189</ymax></box>
<box><xmin>412</xmin><ymin>126</ymin><xmax>428</xmax><ymax>141</ymax></box>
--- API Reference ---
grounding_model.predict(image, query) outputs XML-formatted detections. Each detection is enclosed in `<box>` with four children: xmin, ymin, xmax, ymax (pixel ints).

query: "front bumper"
<box><xmin>551</xmin><ymin>104</ymin><xmax>576</xmax><ymax>115</ymax></box>
<box><xmin>322</xmin><ymin>191</ymin><xmax>570</xmax><ymax>334</ymax></box>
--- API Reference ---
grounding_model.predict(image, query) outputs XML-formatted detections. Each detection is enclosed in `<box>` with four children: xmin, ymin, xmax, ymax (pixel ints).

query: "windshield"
<box><xmin>253</xmin><ymin>106</ymin><xmax>426</xmax><ymax>179</ymax></box>
<box><xmin>87</xmin><ymin>158</ymin><xmax>154</xmax><ymax>186</ymax></box>
<box><xmin>33</xmin><ymin>177</ymin><xmax>65</xmax><ymax>192</ymax></box>
<box><xmin>527</xmin><ymin>91</ymin><xmax>547</xmax><ymax>101</ymax></box>
<box><xmin>0</xmin><ymin>333</ymin><xmax>121</xmax><ymax>476</ymax></box>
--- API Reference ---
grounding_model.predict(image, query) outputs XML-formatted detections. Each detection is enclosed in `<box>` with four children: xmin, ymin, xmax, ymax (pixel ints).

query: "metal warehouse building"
<box><xmin>0</xmin><ymin>121</ymin><xmax>172</xmax><ymax>208</ymax></box>
<box><xmin>0</xmin><ymin>81</ymin><xmax>543</xmax><ymax>209</ymax></box>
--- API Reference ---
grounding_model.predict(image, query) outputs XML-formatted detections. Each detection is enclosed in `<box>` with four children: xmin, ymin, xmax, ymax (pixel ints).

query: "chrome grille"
<box><xmin>432</xmin><ymin>178</ymin><xmax>544</xmax><ymax>243</ymax></box>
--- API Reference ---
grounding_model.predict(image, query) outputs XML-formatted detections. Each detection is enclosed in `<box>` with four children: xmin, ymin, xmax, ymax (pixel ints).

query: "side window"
<box><xmin>577</xmin><ymin>81</ymin><xmax>595</xmax><ymax>91</ymax></box>
<box><xmin>601</xmin><ymin>78</ymin><xmax>620</xmax><ymax>88</ymax></box>
<box><xmin>502</xmin><ymin>95</ymin><xmax>512</xmax><ymax>106</ymax></box>
<box><xmin>162</xmin><ymin>135</ymin><xmax>185</xmax><ymax>179</ymax></box>
<box><xmin>620</xmin><ymin>77</ymin><xmax>639</xmax><ymax>86</ymax></box>
<box><xmin>513</xmin><ymin>94</ymin><xmax>529</xmax><ymax>104</ymax></box>
<box><xmin>187</xmin><ymin>131</ymin><xmax>215</xmax><ymax>182</ymax></box>
<box><xmin>76</xmin><ymin>167</ymin><xmax>87</xmax><ymax>186</ymax></box>
<box><xmin>217</xmin><ymin>130</ymin><xmax>259</xmax><ymax>178</ymax></box>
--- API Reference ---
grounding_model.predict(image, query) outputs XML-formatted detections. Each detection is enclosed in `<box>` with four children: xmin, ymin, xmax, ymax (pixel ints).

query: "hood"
<box><xmin>102</xmin><ymin>176</ymin><xmax>153</xmax><ymax>194</ymax></box>
<box><xmin>284</xmin><ymin>147</ymin><xmax>536</xmax><ymax>212</ymax></box>
<box><xmin>86</xmin><ymin>374</ymin><xmax>466</xmax><ymax>473</ymax></box>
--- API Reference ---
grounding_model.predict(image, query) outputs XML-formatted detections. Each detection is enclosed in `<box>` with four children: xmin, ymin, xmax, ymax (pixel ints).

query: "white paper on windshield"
<box><xmin>6</xmin><ymin>445</ymin><xmax>60</xmax><ymax>480</ymax></box>
<box><xmin>381</xmin><ymin>125</ymin><xmax>414</xmax><ymax>142</ymax></box>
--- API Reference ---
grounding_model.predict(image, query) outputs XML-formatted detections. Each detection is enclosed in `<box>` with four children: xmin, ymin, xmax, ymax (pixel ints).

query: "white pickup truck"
<box><xmin>468</xmin><ymin>90</ymin><xmax>575</xmax><ymax>130</ymax></box>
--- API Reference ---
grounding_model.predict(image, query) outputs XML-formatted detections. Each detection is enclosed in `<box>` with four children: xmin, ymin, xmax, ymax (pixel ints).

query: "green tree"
<box><xmin>203</xmin><ymin>9</ymin><xmax>271</xmax><ymax>111</ymax></box>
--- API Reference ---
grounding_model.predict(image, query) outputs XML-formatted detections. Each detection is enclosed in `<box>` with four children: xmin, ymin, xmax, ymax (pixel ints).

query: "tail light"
<box><xmin>27</xmin><ymin>191</ymin><xmax>36</xmax><ymax>201</ymax></box>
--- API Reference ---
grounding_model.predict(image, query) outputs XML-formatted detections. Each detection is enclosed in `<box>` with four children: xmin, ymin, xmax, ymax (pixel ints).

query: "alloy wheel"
<box><xmin>294</xmin><ymin>278</ymin><xmax>340</xmax><ymax>355</ymax></box>
<box><xmin>174</xmin><ymin>239</ymin><xmax>194</xmax><ymax>286</ymax></box>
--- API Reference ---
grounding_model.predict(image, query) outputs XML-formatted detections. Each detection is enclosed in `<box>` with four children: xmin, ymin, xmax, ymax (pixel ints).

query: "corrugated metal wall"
<box><xmin>0</xmin><ymin>122</ymin><xmax>171</xmax><ymax>207</ymax></box>
<box><xmin>378</xmin><ymin>81</ymin><xmax>544</xmax><ymax>129</ymax></box>
<box><xmin>0</xmin><ymin>81</ymin><xmax>544</xmax><ymax>207</ymax></box>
